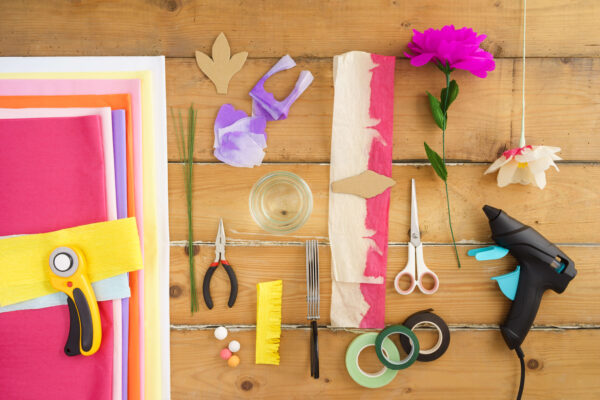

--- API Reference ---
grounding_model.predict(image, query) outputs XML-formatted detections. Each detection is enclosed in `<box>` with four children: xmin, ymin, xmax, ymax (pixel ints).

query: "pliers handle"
<box><xmin>202</xmin><ymin>259</ymin><xmax>238</xmax><ymax>309</ymax></box>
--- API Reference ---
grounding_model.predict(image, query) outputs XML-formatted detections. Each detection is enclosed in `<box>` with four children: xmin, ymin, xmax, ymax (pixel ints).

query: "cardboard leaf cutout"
<box><xmin>195</xmin><ymin>32</ymin><xmax>248</xmax><ymax>94</ymax></box>
<box><xmin>331</xmin><ymin>170</ymin><xmax>397</xmax><ymax>199</ymax></box>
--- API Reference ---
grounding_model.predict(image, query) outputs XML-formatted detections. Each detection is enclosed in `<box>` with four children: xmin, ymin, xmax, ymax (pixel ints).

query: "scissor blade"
<box><xmin>410</xmin><ymin>179</ymin><xmax>421</xmax><ymax>246</ymax></box>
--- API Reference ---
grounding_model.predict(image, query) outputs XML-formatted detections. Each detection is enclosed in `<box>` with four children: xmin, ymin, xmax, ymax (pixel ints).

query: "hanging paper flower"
<box><xmin>485</xmin><ymin>145</ymin><xmax>561</xmax><ymax>189</ymax></box>
<box><xmin>484</xmin><ymin>2</ymin><xmax>562</xmax><ymax>190</ymax></box>
<box><xmin>405</xmin><ymin>25</ymin><xmax>495</xmax><ymax>268</ymax></box>
<box><xmin>405</xmin><ymin>25</ymin><xmax>496</xmax><ymax>78</ymax></box>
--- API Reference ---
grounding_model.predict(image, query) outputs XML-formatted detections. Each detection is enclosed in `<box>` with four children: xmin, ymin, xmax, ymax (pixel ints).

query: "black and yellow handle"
<box><xmin>48</xmin><ymin>247</ymin><xmax>102</xmax><ymax>356</ymax></box>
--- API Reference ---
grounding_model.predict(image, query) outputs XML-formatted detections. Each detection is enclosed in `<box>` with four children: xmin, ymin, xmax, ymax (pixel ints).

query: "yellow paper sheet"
<box><xmin>0</xmin><ymin>218</ymin><xmax>142</xmax><ymax>306</ymax></box>
<box><xmin>0</xmin><ymin>70</ymin><xmax>162</xmax><ymax>400</ymax></box>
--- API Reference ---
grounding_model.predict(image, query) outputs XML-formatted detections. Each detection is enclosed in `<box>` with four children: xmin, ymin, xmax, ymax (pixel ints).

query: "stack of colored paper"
<box><xmin>0</xmin><ymin>57</ymin><xmax>170</xmax><ymax>400</ymax></box>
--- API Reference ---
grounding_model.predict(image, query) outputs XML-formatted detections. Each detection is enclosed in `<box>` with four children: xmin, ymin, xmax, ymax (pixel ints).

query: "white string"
<box><xmin>519</xmin><ymin>0</ymin><xmax>527</xmax><ymax>148</ymax></box>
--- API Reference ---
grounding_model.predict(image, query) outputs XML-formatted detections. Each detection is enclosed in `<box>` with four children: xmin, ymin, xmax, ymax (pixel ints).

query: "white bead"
<box><xmin>214</xmin><ymin>326</ymin><xmax>228</xmax><ymax>341</ymax></box>
<box><xmin>228</xmin><ymin>340</ymin><xmax>241</xmax><ymax>353</ymax></box>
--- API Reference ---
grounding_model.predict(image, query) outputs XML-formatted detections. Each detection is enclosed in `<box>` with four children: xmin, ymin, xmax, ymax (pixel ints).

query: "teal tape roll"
<box><xmin>375</xmin><ymin>325</ymin><xmax>420</xmax><ymax>370</ymax></box>
<box><xmin>345</xmin><ymin>332</ymin><xmax>400</xmax><ymax>389</ymax></box>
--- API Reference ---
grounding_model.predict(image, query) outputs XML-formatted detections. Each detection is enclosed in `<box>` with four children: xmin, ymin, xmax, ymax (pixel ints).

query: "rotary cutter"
<box><xmin>48</xmin><ymin>247</ymin><xmax>102</xmax><ymax>356</ymax></box>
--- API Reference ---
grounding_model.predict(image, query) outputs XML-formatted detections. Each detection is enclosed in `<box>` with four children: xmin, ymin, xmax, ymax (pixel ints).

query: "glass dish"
<box><xmin>249</xmin><ymin>171</ymin><xmax>313</xmax><ymax>235</ymax></box>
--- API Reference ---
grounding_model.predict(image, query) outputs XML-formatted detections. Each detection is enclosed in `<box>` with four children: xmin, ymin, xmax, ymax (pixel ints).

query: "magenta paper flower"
<box><xmin>405</xmin><ymin>25</ymin><xmax>495</xmax><ymax>78</ymax></box>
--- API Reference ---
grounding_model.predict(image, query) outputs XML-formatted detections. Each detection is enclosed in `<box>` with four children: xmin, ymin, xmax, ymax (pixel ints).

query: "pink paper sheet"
<box><xmin>0</xmin><ymin>116</ymin><xmax>107</xmax><ymax>235</ymax></box>
<box><xmin>0</xmin><ymin>116</ymin><xmax>113</xmax><ymax>400</ymax></box>
<box><xmin>0</xmin><ymin>80</ymin><xmax>145</xmax><ymax>394</ymax></box>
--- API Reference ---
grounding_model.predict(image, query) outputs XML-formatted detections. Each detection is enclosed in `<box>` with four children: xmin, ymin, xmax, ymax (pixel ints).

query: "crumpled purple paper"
<box><xmin>214</xmin><ymin>56</ymin><xmax>313</xmax><ymax>167</ymax></box>
<box><xmin>250</xmin><ymin>55</ymin><xmax>314</xmax><ymax>121</ymax></box>
<box><xmin>213</xmin><ymin>104</ymin><xmax>267</xmax><ymax>168</ymax></box>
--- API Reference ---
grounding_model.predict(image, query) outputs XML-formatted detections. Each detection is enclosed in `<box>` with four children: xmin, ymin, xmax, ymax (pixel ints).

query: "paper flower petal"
<box><xmin>213</xmin><ymin>104</ymin><xmax>269</xmax><ymax>167</ymax></box>
<box><xmin>214</xmin><ymin>131</ymin><xmax>265</xmax><ymax>168</ymax></box>
<box><xmin>250</xmin><ymin>55</ymin><xmax>314</xmax><ymax>121</ymax></box>
<box><xmin>216</xmin><ymin>115</ymin><xmax>267</xmax><ymax>148</ymax></box>
<box><xmin>214</xmin><ymin>104</ymin><xmax>249</xmax><ymax>148</ymax></box>
<box><xmin>485</xmin><ymin>155</ymin><xmax>510</xmax><ymax>174</ymax></box>
<box><xmin>496</xmin><ymin>159</ymin><xmax>518</xmax><ymax>187</ymax></box>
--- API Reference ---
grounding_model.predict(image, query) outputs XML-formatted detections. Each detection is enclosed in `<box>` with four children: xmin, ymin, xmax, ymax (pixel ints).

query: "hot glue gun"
<box><xmin>468</xmin><ymin>205</ymin><xmax>577</xmax><ymax>399</ymax></box>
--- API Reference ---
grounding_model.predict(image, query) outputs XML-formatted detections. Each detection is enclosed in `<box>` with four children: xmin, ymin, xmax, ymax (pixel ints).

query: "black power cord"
<box><xmin>515</xmin><ymin>346</ymin><xmax>525</xmax><ymax>400</ymax></box>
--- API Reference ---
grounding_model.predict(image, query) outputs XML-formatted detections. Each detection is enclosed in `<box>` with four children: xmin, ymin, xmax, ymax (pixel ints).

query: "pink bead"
<box><xmin>220</xmin><ymin>348</ymin><xmax>232</xmax><ymax>360</ymax></box>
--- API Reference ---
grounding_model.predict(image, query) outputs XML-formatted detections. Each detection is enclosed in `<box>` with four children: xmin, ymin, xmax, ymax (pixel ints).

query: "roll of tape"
<box><xmin>400</xmin><ymin>311</ymin><xmax>450</xmax><ymax>362</ymax></box>
<box><xmin>345</xmin><ymin>332</ymin><xmax>400</xmax><ymax>388</ymax></box>
<box><xmin>375</xmin><ymin>325</ymin><xmax>419</xmax><ymax>370</ymax></box>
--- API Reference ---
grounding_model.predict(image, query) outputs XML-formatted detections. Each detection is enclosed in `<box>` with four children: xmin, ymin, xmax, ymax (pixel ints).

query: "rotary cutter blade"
<box><xmin>49</xmin><ymin>247</ymin><xmax>102</xmax><ymax>356</ymax></box>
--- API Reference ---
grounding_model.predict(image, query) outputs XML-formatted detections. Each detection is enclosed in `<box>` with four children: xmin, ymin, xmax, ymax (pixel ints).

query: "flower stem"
<box><xmin>442</xmin><ymin>69</ymin><xmax>462</xmax><ymax>268</ymax></box>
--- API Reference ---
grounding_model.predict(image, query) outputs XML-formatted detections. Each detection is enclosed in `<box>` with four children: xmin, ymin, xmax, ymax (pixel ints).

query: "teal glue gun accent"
<box><xmin>467</xmin><ymin>246</ymin><xmax>509</xmax><ymax>261</ymax></box>
<box><xmin>491</xmin><ymin>266</ymin><xmax>520</xmax><ymax>301</ymax></box>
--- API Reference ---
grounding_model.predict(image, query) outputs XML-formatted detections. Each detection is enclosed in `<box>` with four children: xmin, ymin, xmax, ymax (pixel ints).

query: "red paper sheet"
<box><xmin>0</xmin><ymin>116</ymin><xmax>113</xmax><ymax>400</ymax></box>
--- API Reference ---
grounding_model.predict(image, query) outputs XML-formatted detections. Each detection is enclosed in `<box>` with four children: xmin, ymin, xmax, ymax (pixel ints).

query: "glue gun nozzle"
<box><xmin>483</xmin><ymin>205</ymin><xmax>501</xmax><ymax>221</ymax></box>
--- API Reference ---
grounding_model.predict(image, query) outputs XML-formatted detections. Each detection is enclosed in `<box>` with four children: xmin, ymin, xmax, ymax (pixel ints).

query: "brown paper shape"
<box><xmin>331</xmin><ymin>170</ymin><xmax>396</xmax><ymax>199</ymax></box>
<box><xmin>195</xmin><ymin>32</ymin><xmax>248</xmax><ymax>94</ymax></box>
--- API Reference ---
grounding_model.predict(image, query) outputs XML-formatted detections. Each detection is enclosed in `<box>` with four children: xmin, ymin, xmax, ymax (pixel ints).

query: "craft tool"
<box><xmin>374</xmin><ymin>325</ymin><xmax>419</xmax><ymax>370</ymax></box>
<box><xmin>470</xmin><ymin>205</ymin><xmax>576</xmax><ymax>400</ymax></box>
<box><xmin>214</xmin><ymin>326</ymin><xmax>228</xmax><ymax>340</ymax></box>
<box><xmin>345</xmin><ymin>332</ymin><xmax>399</xmax><ymax>389</ymax></box>
<box><xmin>255</xmin><ymin>280</ymin><xmax>282</xmax><ymax>365</ymax></box>
<box><xmin>202</xmin><ymin>219</ymin><xmax>238</xmax><ymax>309</ymax></box>
<box><xmin>305</xmin><ymin>240</ymin><xmax>320</xmax><ymax>379</ymax></box>
<box><xmin>394</xmin><ymin>179</ymin><xmax>440</xmax><ymax>295</ymax></box>
<box><xmin>48</xmin><ymin>247</ymin><xmax>102</xmax><ymax>356</ymax></box>
<box><xmin>228</xmin><ymin>340</ymin><xmax>240</xmax><ymax>353</ymax></box>
<box><xmin>399</xmin><ymin>310</ymin><xmax>450</xmax><ymax>362</ymax></box>
<box><xmin>0</xmin><ymin>218</ymin><xmax>142</xmax><ymax>306</ymax></box>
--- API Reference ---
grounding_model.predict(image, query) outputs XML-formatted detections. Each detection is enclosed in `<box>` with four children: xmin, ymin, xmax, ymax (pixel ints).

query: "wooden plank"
<box><xmin>170</xmin><ymin>245</ymin><xmax>599</xmax><ymax>326</ymax></box>
<box><xmin>168</xmin><ymin>163</ymin><xmax>600</xmax><ymax>243</ymax></box>
<box><xmin>166</xmin><ymin>57</ymin><xmax>600</xmax><ymax>163</ymax></box>
<box><xmin>1</xmin><ymin>1</ymin><xmax>599</xmax><ymax>58</ymax></box>
<box><xmin>170</xmin><ymin>329</ymin><xmax>600</xmax><ymax>399</ymax></box>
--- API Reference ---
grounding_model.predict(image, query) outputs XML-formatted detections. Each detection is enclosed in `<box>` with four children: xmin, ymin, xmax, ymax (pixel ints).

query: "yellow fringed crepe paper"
<box><xmin>256</xmin><ymin>280</ymin><xmax>283</xmax><ymax>365</ymax></box>
<box><xmin>0</xmin><ymin>218</ymin><xmax>142</xmax><ymax>306</ymax></box>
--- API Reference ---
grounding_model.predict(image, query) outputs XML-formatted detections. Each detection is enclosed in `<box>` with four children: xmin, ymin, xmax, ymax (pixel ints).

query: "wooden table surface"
<box><xmin>2</xmin><ymin>1</ymin><xmax>600</xmax><ymax>398</ymax></box>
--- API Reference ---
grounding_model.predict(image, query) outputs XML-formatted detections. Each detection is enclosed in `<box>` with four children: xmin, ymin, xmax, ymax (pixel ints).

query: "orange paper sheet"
<box><xmin>0</xmin><ymin>94</ymin><xmax>142</xmax><ymax>400</ymax></box>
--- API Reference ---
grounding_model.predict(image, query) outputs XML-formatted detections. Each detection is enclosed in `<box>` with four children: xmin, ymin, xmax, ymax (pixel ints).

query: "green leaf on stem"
<box><xmin>424</xmin><ymin>142</ymin><xmax>448</xmax><ymax>181</ymax></box>
<box><xmin>426</xmin><ymin>91</ymin><xmax>446</xmax><ymax>130</ymax></box>
<box><xmin>440</xmin><ymin>79</ymin><xmax>459</xmax><ymax>112</ymax></box>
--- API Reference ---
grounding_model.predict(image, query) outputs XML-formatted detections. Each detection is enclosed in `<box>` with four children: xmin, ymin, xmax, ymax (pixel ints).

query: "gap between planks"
<box><xmin>170</xmin><ymin>324</ymin><xmax>600</xmax><ymax>331</ymax></box>
<box><xmin>170</xmin><ymin>241</ymin><xmax>600</xmax><ymax>247</ymax></box>
<box><xmin>168</xmin><ymin>161</ymin><xmax>600</xmax><ymax>166</ymax></box>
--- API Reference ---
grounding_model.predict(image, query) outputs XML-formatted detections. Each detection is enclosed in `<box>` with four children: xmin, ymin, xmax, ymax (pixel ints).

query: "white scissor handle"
<box><xmin>394</xmin><ymin>242</ymin><xmax>417</xmax><ymax>295</ymax></box>
<box><xmin>414</xmin><ymin>243</ymin><xmax>439</xmax><ymax>295</ymax></box>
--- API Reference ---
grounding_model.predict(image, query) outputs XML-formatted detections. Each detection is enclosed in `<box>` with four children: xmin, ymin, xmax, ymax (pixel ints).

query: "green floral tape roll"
<box><xmin>345</xmin><ymin>332</ymin><xmax>400</xmax><ymax>389</ymax></box>
<box><xmin>375</xmin><ymin>325</ymin><xmax>420</xmax><ymax>370</ymax></box>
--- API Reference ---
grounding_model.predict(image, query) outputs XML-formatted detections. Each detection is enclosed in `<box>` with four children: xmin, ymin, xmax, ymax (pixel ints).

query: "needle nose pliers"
<box><xmin>202</xmin><ymin>218</ymin><xmax>238</xmax><ymax>309</ymax></box>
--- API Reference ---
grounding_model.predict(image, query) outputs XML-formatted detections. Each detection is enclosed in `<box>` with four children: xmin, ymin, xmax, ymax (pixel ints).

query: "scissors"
<box><xmin>394</xmin><ymin>179</ymin><xmax>440</xmax><ymax>295</ymax></box>
<box><xmin>202</xmin><ymin>218</ymin><xmax>238</xmax><ymax>309</ymax></box>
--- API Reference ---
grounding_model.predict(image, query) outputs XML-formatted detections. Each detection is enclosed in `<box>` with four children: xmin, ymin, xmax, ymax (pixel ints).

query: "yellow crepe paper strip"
<box><xmin>0</xmin><ymin>218</ymin><xmax>142</xmax><ymax>306</ymax></box>
<box><xmin>256</xmin><ymin>280</ymin><xmax>283</xmax><ymax>365</ymax></box>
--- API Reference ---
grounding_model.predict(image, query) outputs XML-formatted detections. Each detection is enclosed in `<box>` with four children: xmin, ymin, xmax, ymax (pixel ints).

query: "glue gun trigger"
<box><xmin>467</xmin><ymin>246</ymin><xmax>509</xmax><ymax>261</ymax></box>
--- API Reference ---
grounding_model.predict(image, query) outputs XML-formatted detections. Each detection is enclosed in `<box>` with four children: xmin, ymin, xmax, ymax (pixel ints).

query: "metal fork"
<box><xmin>305</xmin><ymin>240</ymin><xmax>320</xmax><ymax>379</ymax></box>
